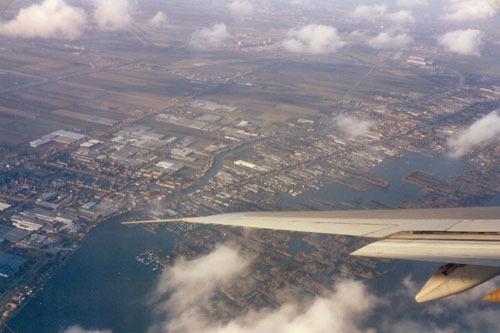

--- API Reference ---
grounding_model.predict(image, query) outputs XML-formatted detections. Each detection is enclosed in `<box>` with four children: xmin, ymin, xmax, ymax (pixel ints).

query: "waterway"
<box><xmin>161</xmin><ymin>136</ymin><xmax>271</xmax><ymax>204</ymax></box>
<box><xmin>280</xmin><ymin>150</ymin><xmax>471</xmax><ymax>210</ymax></box>
<box><xmin>9</xmin><ymin>214</ymin><xmax>176</xmax><ymax>332</ymax></box>
<box><xmin>9</xmin><ymin>150</ymin><xmax>500</xmax><ymax>332</ymax></box>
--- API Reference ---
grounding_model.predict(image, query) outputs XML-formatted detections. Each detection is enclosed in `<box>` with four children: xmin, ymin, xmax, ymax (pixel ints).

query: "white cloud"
<box><xmin>387</xmin><ymin>10</ymin><xmax>415</xmax><ymax>25</ymax></box>
<box><xmin>448</xmin><ymin>111</ymin><xmax>500</xmax><ymax>157</ymax></box>
<box><xmin>148</xmin><ymin>244</ymin><xmax>251</xmax><ymax>333</ymax></box>
<box><xmin>401</xmin><ymin>274</ymin><xmax>420</xmax><ymax>296</ymax></box>
<box><xmin>148</xmin><ymin>245</ymin><xmax>500</xmax><ymax>333</ymax></box>
<box><xmin>443</xmin><ymin>279</ymin><xmax>500</xmax><ymax>309</ymax></box>
<box><xmin>228</xmin><ymin>0</ymin><xmax>254</xmax><ymax>17</ymax></box>
<box><xmin>396</xmin><ymin>274</ymin><xmax>500</xmax><ymax>332</ymax></box>
<box><xmin>396</xmin><ymin>0</ymin><xmax>428</xmax><ymax>7</ymax></box>
<box><xmin>209</xmin><ymin>280</ymin><xmax>377</xmax><ymax>333</ymax></box>
<box><xmin>438</xmin><ymin>29</ymin><xmax>483</xmax><ymax>56</ymax></box>
<box><xmin>348</xmin><ymin>29</ymin><xmax>368</xmax><ymax>41</ymax></box>
<box><xmin>290</xmin><ymin>0</ymin><xmax>311</xmax><ymax>5</ymax></box>
<box><xmin>190</xmin><ymin>23</ymin><xmax>231</xmax><ymax>49</ymax></box>
<box><xmin>150</xmin><ymin>11</ymin><xmax>167</xmax><ymax>27</ymax></box>
<box><xmin>349</xmin><ymin>5</ymin><xmax>415</xmax><ymax>25</ymax></box>
<box><xmin>374</xmin><ymin>273</ymin><xmax>500</xmax><ymax>332</ymax></box>
<box><xmin>349</xmin><ymin>4</ymin><xmax>387</xmax><ymax>20</ymax></box>
<box><xmin>0</xmin><ymin>0</ymin><xmax>87</xmax><ymax>39</ymax></box>
<box><xmin>335</xmin><ymin>115</ymin><xmax>373</xmax><ymax>138</ymax></box>
<box><xmin>441</xmin><ymin>0</ymin><xmax>495</xmax><ymax>22</ymax></box>
<box><xmin>367</xmin><ymin>31</ymin><xmax>412</xmax><ymax>49</ymax></box>
<box><xmin>283</xmin><ymin>24</ymin><xmax>345</xmax><ymax>54</ymax></box>
<box><xmin>61</xmin><ymin>326</ymin><xmax>111</xmax><ymax>333</ymax></box>
<box><xmin>463</xmin><ymin>309</ymin><xmax>500</xmax><ymax>332</ymax></box>
<box><xmin>92</xmin><ymin>0</ymin><xmax>132</xmax><ymax>31</ymax></box>
<box><xmin>148</xmin><ymin>244</ymin><xmax>378</xmax><ymax>333</ymax></box>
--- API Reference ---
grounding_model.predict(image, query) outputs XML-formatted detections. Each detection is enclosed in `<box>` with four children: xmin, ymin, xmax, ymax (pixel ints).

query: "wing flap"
<box><xmin>351</xmin><ymin>239</ymin><xmax>500</xmax><ymax>267</ymax></box>
<box><xmin>364</xmin><ymin>219</ymin><xmax>461</xmax><ymax>238</ymax></box>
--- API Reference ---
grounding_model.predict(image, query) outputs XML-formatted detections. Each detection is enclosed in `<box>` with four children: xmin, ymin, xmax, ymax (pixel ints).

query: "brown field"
<box><xmin>0</xmin><ymin>106</ymin><xmax>38</xmax><ymax>119</ymax></box>
<box><xmin>51</xmin><ymin>109</ymin><xmax>92</xmax><ymax>121</ymax></box>
<box><xmin>18</xmin><ymin>61</ymin><xmax>90</xmax><ymax>78</ymax></box>
<box><xmin>14</xmin><ymin>91</ymin><xmax>75</xmax><ymax>109</ymax></box>
<box><xmin>0</xmin><ymin>13</ymin><xmax>451</xmax><ymax>148</ymax></box>
<box><xmin>41</xmin><ymin>81</ymin><xmax>108</xmax><ymax>101</ymax></box>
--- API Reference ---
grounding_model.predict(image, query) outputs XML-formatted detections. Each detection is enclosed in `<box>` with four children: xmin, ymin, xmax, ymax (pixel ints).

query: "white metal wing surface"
<box><xmin>124</xmin><ymin>206</ymin><xmax>500</xmax><ymax>302</ymax></box>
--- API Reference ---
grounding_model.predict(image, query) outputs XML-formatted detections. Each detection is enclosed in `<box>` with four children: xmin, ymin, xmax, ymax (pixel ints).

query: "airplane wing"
<box><xmin>0</xmin><ymin>0</ymin><xmax>14</xmax><ymax>15</ymax></box>
<box><xmin>124</xmin><ymin>206</ymin><xmax>500</xmax><ymax>302</ymax></box>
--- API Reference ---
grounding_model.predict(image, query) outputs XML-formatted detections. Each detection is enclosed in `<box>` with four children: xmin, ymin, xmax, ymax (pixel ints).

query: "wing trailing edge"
<box><xmin>352</xmin><ymin>239</ymin><xmax>500</xmax><ymax>267</ymax></box>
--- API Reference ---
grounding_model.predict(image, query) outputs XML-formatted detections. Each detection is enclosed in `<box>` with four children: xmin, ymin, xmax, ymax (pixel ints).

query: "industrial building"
<box><xmin>0</xmin><ymin>252</ymin><xmax>27</xmax><ymax>278</ymax></box>
<box><xmin>29</xmin><ymin>130</ymin><xmax>88</xmax><ymax>148</ymax></box>
<box><xmin>0</xmin><ymin>202</ymin><xmax>11</xmax><ymax>212</ymax></box>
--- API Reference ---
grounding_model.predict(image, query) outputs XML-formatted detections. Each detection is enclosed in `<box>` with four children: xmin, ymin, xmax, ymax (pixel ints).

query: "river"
<box><xmin>9</xmin><ymin>148</ymin><xmax>500</xmax><ymax>332</ymax></box>
<box><xmin>280</xmin><ymin>150</ymin><xmax>469</xmax><ymax>209</ymax></box>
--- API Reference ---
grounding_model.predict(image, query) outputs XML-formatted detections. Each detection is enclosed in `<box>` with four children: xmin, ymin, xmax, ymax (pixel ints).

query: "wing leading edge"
<box><xmin>124</xmin><ymin>206</ymin><xmax>500</xmax><ymax>302</ymax></box>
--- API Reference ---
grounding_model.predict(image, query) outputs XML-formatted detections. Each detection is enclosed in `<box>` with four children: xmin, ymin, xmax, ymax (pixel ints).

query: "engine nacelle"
<box><xmin>415</xmin><ymin>264</ymin><xmax>500</xmax><ymax>303</ymax></box>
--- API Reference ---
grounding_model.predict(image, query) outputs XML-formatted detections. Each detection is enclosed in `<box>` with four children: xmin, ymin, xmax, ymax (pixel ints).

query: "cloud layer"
<box><xmin>0</xmin><ymin>0</ymin><xmax>136</xmax><ymax>38</ymax></box>
<box><xmin>438</xmin><ymin>29</ymin><xmax>483</xmax><ymax>56</ymax></box>
<box><xmin>147</xmin><ymin>244</ymin><xmax>378</xmax><ymax>333</ymax></box>
<box><xmin>0</xmin><ymin>0</ymin><xmax>87</xmax><ymax>39</ymax></box>
<box><xmin>147</xmin><ymin>244</ymin><xmax>500</xmax><ymax>333</ymax></box>
<box><xmin>368</xmin><ymin>31</ymin><xmax>412</xmax><ymax>49</ymax></box>
<box><xmin>283</xmin><ymin>24</ymin><xmax>345</xmax><ymax>54</ymax></box>
<box><xmin>440</xmin><ymin>0</ymin><xmax>495</xmax><ymax>22</ymax></box>
<box><xmin>335</xmin><ymin>115</ymin><xmax>373</xmax><ymax>138</ymax></box>
<box><xmin>190</xmin><ymin>23</ymin><xmax>231</xmax><ymax>49</ymax></box>
<box><xmin>396</xmin><ymin>0</ymin><xmax>428</xmax><ymax>7</ymax></box>
<box><xmin>150</xmin><ymin>11</ymin><xmax>167</xmax><ymax>27</ymax></box>
<box><xmin>61</xmin><ymin>326</ymin><xmax>111</xmax><ymax>333</ymax></box>
<box><xmin>387</xmin><ymin>10</ymin><xmax>415</xmax><ymax>25</ymax></box>
<box><xmin>148</xmin><ymin>244</ymin><xmax>251</xmax><ymax>332</ymax></box>
<box><xmin>289</xmin><ymin>0</ymin><xmax>311</xmax><ymax>6</ymax></box>
<box><xmin>92</xmin><ymin>0</ymin><xmax>132</xmax><ymax>31</ymax></box>
<box><xmin>349</xmin><ymin>4</ymin><xmax>387</xmax><ymax>20</ymax></box>
<box><xmin>205</xmin><ymin>280</ymin><xmax>376</xmax><ymax>333</ymax></box>
<box><xmin>228</xmin><ymin>0</ymin><xmax>254</xmax><ymax>17</ymax></box>
<box><xmin>448</xmin><ymin>111</ymin><xmax>500</xmax><ymax>157</ymax></box>
<box><xmin>349</xmin><ymin>4</ymin><xmax>416</xmax><ymax>26</ymax></box>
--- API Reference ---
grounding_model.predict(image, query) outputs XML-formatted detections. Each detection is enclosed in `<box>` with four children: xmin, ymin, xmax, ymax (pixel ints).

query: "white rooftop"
<box><xmin>0</xmin><ymin>202</ymin><xmax>11</xmax><ymax>211</ymax></box>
